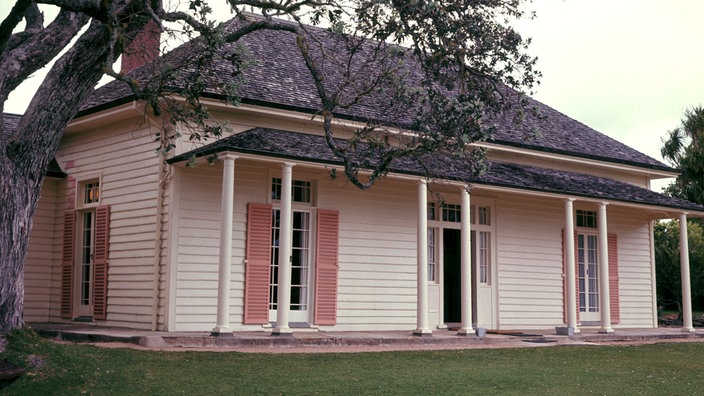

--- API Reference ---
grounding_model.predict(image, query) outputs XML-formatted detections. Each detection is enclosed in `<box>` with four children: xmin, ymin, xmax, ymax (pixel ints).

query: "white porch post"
<box><xmin>597</xmin><ymin>202</ymin><xmax>613</xmax><ymax>333</ymax></box>
<box><xmin>273</xmin><ymin>162</ymin><xmax>295</xmax><ymax>335</ymax></box>
<box><xmin>414</xmin><ymin>179</ymin><xmax>432</xmax><ymax>336</ymax></box>
<box><xmin>458</xmin><ymin>186</ymin><xmax>475</xmax><ymax>336</ymax></box>
<box><xmin>679</xmin><ymin>212</ymin><xmax>695</xmax><ymax>333</ymax></box>
<box><xmin>212</xmin><ymin>154</ymin><xmax>237</xmax><ymax>336</ymax></box>
<box><xmin>564</xmin><ymin>199</ymin><xmax>579</xmax><ymax>334</ymax></box>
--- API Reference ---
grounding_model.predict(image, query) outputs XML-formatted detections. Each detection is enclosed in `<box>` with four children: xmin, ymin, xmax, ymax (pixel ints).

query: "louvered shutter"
<box><xmin>61</xmin><ymin>211</ymin><xmax>76</xmax><ymax>319</ymax></box>
<box><xmin>92</xmin><ymin>205</ymin><xmax>110</xmax><ymax>320</ymax></box>
<box><xmin>314</xmin><ymin>209</ymin><xmax>340</xmax><ymax>325</ymax></box>
<box><xmin>243</xmin><ymin>203</ymin><xmax>273</xmax><ymax>324</ymax></box>
<box><xmin>608</xmin><ymin>234</ymin><xmax>620</xmax><ymax>324</ymax></box>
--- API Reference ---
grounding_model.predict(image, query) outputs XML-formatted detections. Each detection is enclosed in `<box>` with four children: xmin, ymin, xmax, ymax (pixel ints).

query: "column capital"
<box><xmin>282</xmin><ymin>161</ymin><xmax>296</xmax><ymax>169</ymax></box>
<box><xmin>565</xmin><ymin>197</ymin><xmax>575</xmax><ymax>203</ymax></box>
<box><xmin>418</xmin><ymin>178</ymin><xmax>428</xmax><ymax>187</ymax></box>
<box><xmin>221</xmin><ymin>153</ymin><xmax>239</xmax><ymax>161</ymax></box>
<box><xmin>598</xmin><ymin>201</ymin><xmax>610</xmax><ymax>207</ymax></box>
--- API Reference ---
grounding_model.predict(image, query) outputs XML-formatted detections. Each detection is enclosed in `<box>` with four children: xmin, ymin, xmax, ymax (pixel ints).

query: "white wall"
<box><xmin>24</xmin><ymin>179</ymin><xmax>61</xmax><ymax>323</ymax></box>
<box><xmin>54</xmin><ymin>118</ymin><xmax>161</xmax><ymax>329</ymax></box>
<box><xmin>495</xmin><ymin>194</ymin><xmax>655</xmax><ymax>329</ymax></box>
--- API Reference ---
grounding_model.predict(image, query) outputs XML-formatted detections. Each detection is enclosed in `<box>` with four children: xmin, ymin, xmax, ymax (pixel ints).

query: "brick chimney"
<box><xmin>121</xmin><ymin>19</ymin><xmax>161</xmax><ymax>74</ymax></box>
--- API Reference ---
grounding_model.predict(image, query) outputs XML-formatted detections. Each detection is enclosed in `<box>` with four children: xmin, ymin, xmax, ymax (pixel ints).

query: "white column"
<box><xmin>679</xmin><ymin>212</ymin><xmax>695</xmax><ymax>333</ymax></box>
<box><xmin>458</xmin><ymin>186</ymin><xmax>475</xmax><ymax>336</ymax></box>
<box><xmin>597</xmin><ymin>202</ymin><xmax>613</xmax><ymax>333</ymax></box>
<box><xmin>273</xmin><ymin>162</ymin><xmax>294</xmax><ymax>335</ymax></box>
<box><xmin>414</xmin><ymin>179</ymin><xmax>432</xmax><ymax>336</ymax></box>
<box><xmin>564</xmin><ymin>199</ymin><xmax>579</xmax><ymax>334</ymax></box>
<box><xmin>212</xmin><ymin>154</ymin><xmax>237</xmax><ymax>335</ymax></box>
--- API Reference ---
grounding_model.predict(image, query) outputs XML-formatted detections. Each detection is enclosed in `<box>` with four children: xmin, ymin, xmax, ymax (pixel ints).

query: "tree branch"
<box><xmin>0</xmin><ymin>0</ymin><xmax>33</xmax><ymax>53</ymax></box>
<box><xmin>162</xmin><ymin>11</ymin><xmax>210</xmax><ymax>33</ymax></box>
<box><xmin>36</xmin><ymin>0</ymin><xmax>105</xmax><ymax>20</ymax></box>
<box><xmin>0</xmin><ymin>9</ymin><xmax>88</xmax><ymax>100</ymax></box>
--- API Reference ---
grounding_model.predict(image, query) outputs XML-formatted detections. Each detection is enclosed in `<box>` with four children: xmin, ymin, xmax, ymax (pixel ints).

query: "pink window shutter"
<box><xmin>61</xmin><ymin>211</ymin><xmax>76</xmax><ymax>319</ymax></box>
<box><xmin>243</xmin><ymin>203</ymin><xmax>273</xmax><ymax>324</ymax></box>
<box><xmin>92</xmin><ymin>205</ymin><xmax>110</xmax><ymax>320</ymax></box>
<box><xmin>314</xmin><ymin>209</ymin><xmax>340</xmax><ymax>325</ymax></box>
<box><xmin>608</xmin><ymin>234</ymin><xmax>620</xmax><ymax>324</ymax></box>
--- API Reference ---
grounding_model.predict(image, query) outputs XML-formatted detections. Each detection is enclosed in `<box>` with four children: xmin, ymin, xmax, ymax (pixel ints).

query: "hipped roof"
<box><xmin>79</xmin><ymin>16</ymin><xmax>674</xmax><ymax>173</ymax></box>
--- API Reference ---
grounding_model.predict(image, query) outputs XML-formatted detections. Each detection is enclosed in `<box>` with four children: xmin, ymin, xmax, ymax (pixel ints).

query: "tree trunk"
<box><xmin>0</xmin><ymin>167</ymin><xmax>39</xmax><ymax>334</ymax></box>
<box><xmin>0</xmin><ymin>17</ymin><xmax>132</xmax><ymax>335</ymax></box>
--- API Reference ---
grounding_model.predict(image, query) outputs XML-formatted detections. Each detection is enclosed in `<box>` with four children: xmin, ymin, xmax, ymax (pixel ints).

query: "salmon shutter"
<box><xmin>61</xmin><ymin>211</ymin><xmax>76</xmax><ymax>319</ymax></box>
<box><xmin>608</xmin><ymin>234</ymin><xmax>620</xmax><ymax>324</ymax></box>
<box><xmin>243</xmin><ymin>203</ymin><xmax>273</xmax><ymax>324</ymax></box>
<box><xmin>92</xmin><ymin>205</ymin><xmax>110</xmax><ymax>320</ymax></box>
<box><xmin>314</xmin><ymin>209</ymin><xmax>339</xmax><ymax>325</ymax></box>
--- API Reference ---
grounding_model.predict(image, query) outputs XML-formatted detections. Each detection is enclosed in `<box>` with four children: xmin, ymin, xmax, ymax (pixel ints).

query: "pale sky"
<box><xmin>515</xmin><ymin>0</ymin><xmax>704</xmax><ymax>191</ymax></box>
<box><xmin>4</xmin><ymin>1</ymin><xmax>703</xmax><ymax>192</ymax></box>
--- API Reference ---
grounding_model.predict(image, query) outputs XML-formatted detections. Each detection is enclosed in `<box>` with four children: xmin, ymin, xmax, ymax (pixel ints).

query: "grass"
<box><xmin>3</xmin><ymin>330</ymin><xmax>704</xmax><ymax>395</ymax></box>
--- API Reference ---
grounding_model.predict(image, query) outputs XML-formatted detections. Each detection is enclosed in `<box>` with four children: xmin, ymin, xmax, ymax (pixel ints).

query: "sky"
<box><xmin>514</xmin><ymin>0</ymin><xmax>704</xmax><ymax>191</ymax></box>
<box><xmin>3</xmin><ymin>0</ymin><xmax>703</xmax><ymax>192</ymax></box>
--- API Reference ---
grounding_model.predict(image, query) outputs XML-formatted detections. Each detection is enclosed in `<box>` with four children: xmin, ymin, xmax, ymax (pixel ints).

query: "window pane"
<box><xmin>478</xmin><ymin>207</ymin><xmax>490</xmax><ymax>225</ymax></box>
<box><xmin>427</xmin><ymin>203</ymin><xmax>436</xmax><ymax>221</ymax></box>
<box><xmin>442</xmin><ymin>204</ymin><xmax>461</xmax><ymax>222</ymax></box>
<box><xmin>576</xmin><ymin>210</ymin><xmax>597</xmax><ymax>229</ymax></box>
<box><xmin>82</xmin><ymin>181</ymin><xmax>100</xmax><ymax>205</ymax></box>
<box><xmin>427</xmin><ymin>228</ymin><xmax>437</xmax><ymax>282</ymax></box>
<box><xmin>272</xmin><ymin>178</ymin><xmax>312</xmax><ymax>203</ymax></box>
<box><xmin>479</xmin><ymin>231</ymin><xmax>490</xmax><ymax>284</ymax></box>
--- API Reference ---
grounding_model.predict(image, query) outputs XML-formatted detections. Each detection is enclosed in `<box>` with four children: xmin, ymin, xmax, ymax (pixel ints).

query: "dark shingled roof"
<box><xmin>2</xmin><ymin>113</ymin><xmax>67</xmax><ymax>178</ymax></box>
<box><xmin>168</xmin><ymin>127</ymin><xmax>704</xmax><ymax>213</ymax></box>
<box><xmin>79</xmin><ymin>17</ymin><xmax>673</xmax><ymax>173</ymax></box>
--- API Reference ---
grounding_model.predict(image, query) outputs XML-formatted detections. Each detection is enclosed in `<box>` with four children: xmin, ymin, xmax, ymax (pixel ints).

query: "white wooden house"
<box><xmin>20</xmin><ymin>19</ymin><xmax>704</xmax><ymax>335</ymax></box>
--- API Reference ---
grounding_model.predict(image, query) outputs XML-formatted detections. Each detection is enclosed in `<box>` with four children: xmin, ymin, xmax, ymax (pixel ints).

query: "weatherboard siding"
<box><xmin>53</xmin><ymin>120</ymin><xmax>161</xmax><ymax>330</ymax></box>
<box><xmin>495</xmin><ymin>196</ymin><xmax>655</xmax><ymax>329</ymax></box>
<box><xmin>172</xmin><ymin>161</ymin><xmax>264</xmax><ymax>331</ymax></box>
<box><xmin>171</xmin><ymin>161</ymin><xmax>420</xmax><ymax>331</ymax></box>
<box><xmin>24</xmin><ymin>179</ymin><xmax>61</xmax><ymax>323</ymax></box>
<box><xmin>326</xmin><ymin>179</ymin><xmax>418</xmax><ymax>331</ymax></box>
<box><xmin>495</xmin><ymin>196</ymin><xmax>566</xmax><ymax>329</ymax></box>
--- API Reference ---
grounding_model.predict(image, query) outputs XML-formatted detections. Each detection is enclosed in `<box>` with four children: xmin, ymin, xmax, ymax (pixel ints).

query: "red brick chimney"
<box><xmin>121</xmin><ymin>19</ymin><xmax>161</xmax><ymax>74</ymax></box>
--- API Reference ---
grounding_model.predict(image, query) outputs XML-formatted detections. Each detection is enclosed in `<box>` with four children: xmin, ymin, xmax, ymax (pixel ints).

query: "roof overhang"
<box><xmin>167</xmin><ymin>127</ymin><xmax>704</xmax><ymax>218</ymax></box>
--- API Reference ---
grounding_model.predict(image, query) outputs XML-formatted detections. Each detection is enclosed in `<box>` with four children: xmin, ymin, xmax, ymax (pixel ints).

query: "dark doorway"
<box><xmin>443</xmin><ymin>229</ymin><xmax>462</xmax><ymax>323</ymax></box>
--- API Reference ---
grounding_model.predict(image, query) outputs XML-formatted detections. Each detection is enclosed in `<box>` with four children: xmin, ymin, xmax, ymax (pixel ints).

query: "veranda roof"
<box><xmin>168</xmin><ymin>127</ymin><xmax>704</xmax><ymax>214</ymax></box>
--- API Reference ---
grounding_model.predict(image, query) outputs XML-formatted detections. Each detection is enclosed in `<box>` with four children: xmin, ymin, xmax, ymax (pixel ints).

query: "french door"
<box><xmin>75</xmin><ymin>210</ymin><xmax>95</xmax><ymax>317</ymax></box>
<box><xmin>269</xmin><ymin>209</ymin><xmax>311</xmax><ymax>323</ymax></box>
<box><xmin>577</xmin><ymin>233</ymin><xmax>600</xmax><ymax>321</ymax></box>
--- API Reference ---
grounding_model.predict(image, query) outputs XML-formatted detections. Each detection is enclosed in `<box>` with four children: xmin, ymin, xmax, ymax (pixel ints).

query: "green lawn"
<box><xmin>3</xmin><ymin>330</ymin><xmax>704</xmax><ymax>395</ymax></box>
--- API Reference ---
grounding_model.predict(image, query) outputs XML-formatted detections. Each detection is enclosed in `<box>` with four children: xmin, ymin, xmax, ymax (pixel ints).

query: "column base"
<box><xmin>598</xmin><ymin>327</ymin><xmax>614</xmax><ymax>334</ymax></box>
<box><xmin>211</xmin><ymin>327</ymin><xmax>233</xmax><ymax>337</ymax></box>
<box><xmin>272</xmin><ymin>327</ymin><xmax>293</xmax><ymax>336</ymax></box>
<box><xmin>456</xmin><ymin>328</ymin><xmax>474</xmax><ymax>336</ymax></box>
<box><xmin>413</xmin><ymin>328</ymin><xmax>433</xmax><ymax>337</ymax></box>
<box><xmin>555</xmin><ymin>326</ymin><xmax>579</xmax><ymax>336</ymax></box>
<box><xmin>682</xmin><ymin>327</ymin><xmax>696</xmax><ymax>333</ymax></box>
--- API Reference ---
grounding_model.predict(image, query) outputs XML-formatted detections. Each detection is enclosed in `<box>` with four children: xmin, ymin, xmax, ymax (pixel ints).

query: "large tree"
<box><xmin>661</xmin><ymin>106</ymin><xmax>704</xmax><ymax>205</ymax></box>
<box><xmin>654</xmin><ymin>220</ymin><xmax>704</xmax><ymax>313</ymax></box>
<box><xmin>0</xmin><ymin>0</ymin><xmax>539</xmax><ymax>334</ymax></box>
<box><xmin>657</xmin><ymin>106</ymin><xmax>704</xmax><ymax>315</ymax></box>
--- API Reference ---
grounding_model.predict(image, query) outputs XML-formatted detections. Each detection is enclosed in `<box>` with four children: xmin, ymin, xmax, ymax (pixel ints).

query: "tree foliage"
<box><xmin>0</xmin><ymin>0</ymin><xmax>539</xmax><ymax>334</ymax></box>
<box><xmin>661</xmin><ymin>106</ymin><xmax>704</xmax><ymax>205</ymax></box>
<box><xmin>654</xmin><ymin>220</ymin><xmax>704</xmax><ymax>312</ymax></box>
